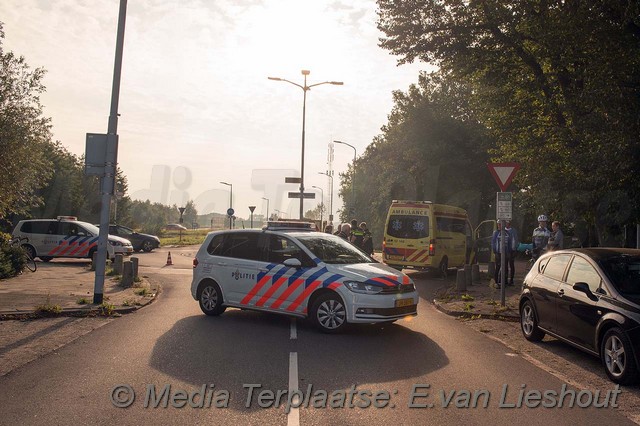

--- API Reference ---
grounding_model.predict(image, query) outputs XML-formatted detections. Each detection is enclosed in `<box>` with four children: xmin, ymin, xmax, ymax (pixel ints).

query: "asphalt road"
<box><xmin>0</xmin><ymin>246</ymin><xmax>637</xmax><ymax>425</ymax></box>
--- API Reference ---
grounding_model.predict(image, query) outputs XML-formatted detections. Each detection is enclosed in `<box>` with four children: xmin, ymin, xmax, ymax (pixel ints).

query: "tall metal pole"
<box><xmin>93</xmin><ymin>0</ymin><xmax>127</xmax><ymax>304</ymax></box>
<box><xmin>312</xmin><ymin>186</ymin><xmax>323</xmax><ymax>229</ymax></box>
<box><xmin>262</xmin><ymin>197</ymin><xmax>270</xmax><ymax>222</ymax></box>
<box><xmin>300</xmin><ymin>72</ymin><xmax>308</xmax><ymax>219</ymax></box>
<box><xmin>318</xmin><ymin>171</ymin><xmax>333</xmax><ymax>226</ymax></box>
<box><xmin>334</xmin><ymin>140</ymin><xmax>357</xmax><ymax>217</ymax></box>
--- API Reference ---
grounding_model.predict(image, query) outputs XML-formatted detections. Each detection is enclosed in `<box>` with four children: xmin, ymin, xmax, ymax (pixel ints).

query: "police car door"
<box><xmin>219</xmin><ymin>231</ymin><xmax>263</xmax><ymax>305</ymax></box>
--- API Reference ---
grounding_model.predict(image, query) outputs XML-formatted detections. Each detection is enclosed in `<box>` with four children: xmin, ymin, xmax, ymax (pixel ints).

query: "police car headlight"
<box><xmin>109</xmin><ymin>241</ymin><xmax>123</xmax><ymax>247</ymax></box>
<box><xmin>344</xmin><ymin>281</ymin><xmax>383</xmax><ymax>295</ymax></box>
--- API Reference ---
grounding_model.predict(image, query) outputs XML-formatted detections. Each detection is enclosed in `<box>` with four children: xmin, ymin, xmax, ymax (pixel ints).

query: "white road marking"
<box><xmin>288</xmin><ymin>352</ymin><xmax>300</xmax><ymax>426</ymax></box>
<box><xmin>290</xmin><ymin>318</ymin><xmax>297</xmax><ymax>340</ymax></box>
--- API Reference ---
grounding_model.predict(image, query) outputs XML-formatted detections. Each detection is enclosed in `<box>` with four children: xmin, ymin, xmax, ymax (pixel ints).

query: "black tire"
<box><xmin>39</xmin><ymin>256</ymin><xmax>53</xmax><ymax>262</ymax></box>
<box><xmin>601</xmin><ymin>327</ymin><xmax>639</xmax><ymax>385</ymax></box>
<box><xmin>198</xmin><ymin>282</ymin><xmax>226</xmax><ymax>316</ymax></box>
<box><xmin>439</xmin><ymin>257</ymin><xmax>449</xmax><ymax>278</ymax></box>
<box><xmin>22</xmin><ymin>245</ymin><xmax>37</xmax><ymax>261</ymax></box>
<box><xmin>88</xmin><ymin>247</ymin><xmax>97</xmax><ymax>260</ymax></box>
<box><xmin>142</xmin><ymin>240</ymin><xmax>154</xmax><ymax>252</ymax></box>
<box><xmin>520</xmin><ymin>300</ymin><xmax>545</xmax><ymax>342</ymax></box>
<box><xmin>310</xmin><ymin>292</ymin><xmax>347</xmax><ymax>333</ymax></box>
<box><xmin>24</xmin><ymin>256</ymin><xmax>37</xmax><ymax>272</ymax></box>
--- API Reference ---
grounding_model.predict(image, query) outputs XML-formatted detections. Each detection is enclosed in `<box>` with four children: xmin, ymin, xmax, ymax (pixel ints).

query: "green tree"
<box><xmin>0</xmin><ymin>23</ymin><xmax>53</xmax><ymax>220</ymax></box>
<box><xmin>377</xmin><ymin>0</ymin><xmax>640</xmax><ymax>244</ymax></box>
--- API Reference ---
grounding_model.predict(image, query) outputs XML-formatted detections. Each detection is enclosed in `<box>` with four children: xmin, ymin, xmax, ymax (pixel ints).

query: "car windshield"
<box><xmin>294</xmin><ymin>234</ymin><xmax>374</xmax><ymax>265</ymax></box>
<box><xmin>76</xmin><ymin>222</ymin><xmax>100</xmax><ymax>236</ymax></box>
<box><xmin>599</xmin><ymin>254</ymin><xmax>640</xmax><ymax>296</ymax></box>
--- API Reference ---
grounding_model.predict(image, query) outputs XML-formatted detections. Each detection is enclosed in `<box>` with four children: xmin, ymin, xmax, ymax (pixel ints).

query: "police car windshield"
<box><xmin>294</xmin><ymin>234</ymin><xmax>373</xmax><ymax>264</ymax></box>
<box><xmin>81</xmin><ymin>222</ymin><xmax>100</xmax><ymax>236</ymax></box>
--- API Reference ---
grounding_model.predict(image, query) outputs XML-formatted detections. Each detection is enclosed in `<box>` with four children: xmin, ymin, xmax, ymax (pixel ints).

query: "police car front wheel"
<box><xmin>199</xmin><ymin>282</ymin><xmax>226</xmax><ymax>316</ymax></box>
<box><xmin>311</xmin><ymin>293</ymin><xmax>347</xmax><ymax>333</ymax></box>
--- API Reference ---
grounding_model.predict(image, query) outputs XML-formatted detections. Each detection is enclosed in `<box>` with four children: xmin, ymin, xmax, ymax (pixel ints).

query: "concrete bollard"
<box><xmin>456</xmin><ymin>269</ymin><xmax>466</xmax><ymax>291</ymax></box>
<box><xmin>114</xmin><ymin>254</ymin><xmax>124</xmax><ymax>275</ymax></box>
<box><xmin>472</xmin><ymin>264</ymin><xmax>481</xmax><ymax>284</ymax></box>
<box><xmin>131</xmin><ymin>257</ymin><xmax>139</xmax><ymax>280</ymax></box>
<box><xmin>488</xmin><ymin>261</ymin><xmax>495</xmax><ymax>277</ymax></box>
<box><xmin>464</xmin><ymin>264</ymin><xmax>472</xmax><ymax>287</ymax></box>
<box><xmin>121</xmin><ymin>261</ymin><xmax>134</xmax><ymax>288</ymax></box>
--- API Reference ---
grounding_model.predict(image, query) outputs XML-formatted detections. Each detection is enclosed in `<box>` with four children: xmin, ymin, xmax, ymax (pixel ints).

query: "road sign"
<box><xmin>248</xmin><ymin>206</ymin><xmax>256</xmax><ymax>213</ymax></box>
<box><xmin>487</xmin><ymin>162</ymin><xmax>520</xmax><ymax>192</ymax></box>
<box><xmin>496</xmin><ymin>192</ymin><xmax>512</xmax><ymax>220</ymax></box>
<box><xmin>285</xmin><ymin>177</ymin><xmax>302</xmax><ymax>184</ymax></box>
<box><xmin>227</xmin><ymin>208</ymin><xmax>235</xmax><ymax>216</ymax></box>
<box><xmin>288</xmin><ymin>192</ymin><xmax>316</xmax><ymax>199</ymax></box>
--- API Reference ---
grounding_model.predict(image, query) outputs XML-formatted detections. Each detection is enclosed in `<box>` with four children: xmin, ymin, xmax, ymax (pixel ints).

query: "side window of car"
<box><xmin>207</xmin><ymin>234</ymin><xmax>226</xmax><ymax>256</ymax></box>
<box><xmin>46</xmin><ymin>221</ymin><xmax>59</xmax><ymax>235</ymax></box>
<box><xmin>267</xmin><ymin>235</ymin><xmax>314</xmax><ymax>266</ymax></box>
<box><xmin>566</xmin><ymin>256</ymin><xmax>601</xmax><ymax>293</ymax></box>
<box><xmin>542</xmin><ymin>254</ymin><xmax>572</xmax><ymax>281</ymax></box>
<box><xmin>222</xmin><ymin>233</ymin><xmax>261</xmax><ymax>261</ymax></box>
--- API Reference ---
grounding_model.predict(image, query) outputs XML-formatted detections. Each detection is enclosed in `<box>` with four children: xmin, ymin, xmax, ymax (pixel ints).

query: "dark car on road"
<box><xmin>107</xmin><ymin>224</ymin><xmax>160</xmax><ymax>252</ymax></box>
<box><xmin>519</xmin><ymin>248</ymin><xmax>640</xmax><ymax>384</ymax></box>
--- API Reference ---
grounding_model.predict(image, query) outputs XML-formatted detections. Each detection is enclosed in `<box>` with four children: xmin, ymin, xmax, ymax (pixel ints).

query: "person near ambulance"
<box><xmin>491</xmin><ymin>221</ymin><xmax>513</xmax><ymax>288</ymax></box>
<box><xmin>505</xmin><ymin>221</ymin><xmax>518</xmax><ymax>286</ymax></box>
<box><xmin>532</xmin><ymin>214</ymin><xmax>551</xmax><ymax>258</ymax></box>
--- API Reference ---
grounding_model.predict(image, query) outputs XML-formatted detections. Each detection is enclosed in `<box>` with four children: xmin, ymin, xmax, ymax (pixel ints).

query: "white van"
<box><xmin>11</xmin><ymin>216</ymin><xmax>133</xmax><ymax>262</ymax></box>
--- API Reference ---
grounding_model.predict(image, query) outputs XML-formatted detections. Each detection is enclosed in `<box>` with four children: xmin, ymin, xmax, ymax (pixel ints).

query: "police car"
<box><xmin>190</xmin><ymin>221</ymin><xmax>418</xmax><ymax>333</ymax></box>
<box><xmin>11</xmin><ymin>216</ymin><xmax>133</xmax><ymax>261</ymax></box>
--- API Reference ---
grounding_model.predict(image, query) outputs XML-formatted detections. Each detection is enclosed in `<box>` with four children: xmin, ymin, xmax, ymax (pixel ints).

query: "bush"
<box><xmin>0</xmin><ymin>245</ymin><xmax>27</xmax><ymax>279</ymax></box>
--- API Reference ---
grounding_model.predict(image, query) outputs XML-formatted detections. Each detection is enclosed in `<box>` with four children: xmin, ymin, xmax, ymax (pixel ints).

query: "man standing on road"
<box><xmin>547</xmin><ymin>221</ymin><xmax>564</xmax><ymax>251</ymax></box>
<box><xmin>491</xmin><ymin>221</ymin><xmax>512</xmax><ymax>288</ymax></box>
<box><xmin>505</xmin><ymin>221</ymin><xmax>518</xmax><ymax>286</ymax></box>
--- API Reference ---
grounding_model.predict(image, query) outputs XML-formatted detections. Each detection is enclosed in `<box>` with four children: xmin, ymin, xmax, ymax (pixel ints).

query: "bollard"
<box><xmin>464</xmin><ymin>264</ymin><xmax>472</xmax><ymax>287</ymax></box>
<box><xmin>114</xmin><ymin>254</ymin><xmax>124</xmax><ymax>275</ymax></box>
<box><xmin>488</xmin><ymin>261</ymin><xmax>495</xmax><ymax>277</ymax></box>
<box><xmin>456</xmin><ymin>269</ymin><xmax>466</xmax><ymax>291</ymax></box>
<box><xmin>131</xmin><ymin>257</ymin><xmax>139</xmax><ymax>281</ymax></box>
<box><xmin>472</xmin><ymin>264</ymin><xmax>481</xmax><ymax>284</ymax></box>
<box><xmin>121</xmin><ymin>261</ymin><xmax>134</xmax><ymax>288</ymax></box>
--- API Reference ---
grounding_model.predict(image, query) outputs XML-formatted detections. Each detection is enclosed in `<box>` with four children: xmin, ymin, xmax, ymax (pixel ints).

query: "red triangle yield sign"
<box><xmin>487</xmin><ymin>162</ymin><xmax>520</xmax><ymax>192</ymax></box>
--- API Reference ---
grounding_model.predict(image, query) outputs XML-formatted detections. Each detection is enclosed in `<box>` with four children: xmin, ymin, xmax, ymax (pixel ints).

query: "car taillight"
<box><xmin>429</xmin><ymin>239</ymin><xmax>436</xmax><ymax>255</ymax></box>
<box><xmin>193</xmin><ymin>258</ymin><xmax>199</xmax><ymax>268</ymax></box>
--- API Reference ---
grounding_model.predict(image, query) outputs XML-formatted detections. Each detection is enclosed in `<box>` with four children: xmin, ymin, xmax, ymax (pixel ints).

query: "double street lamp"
<box><xmin>311</xmin><ymin>185</ymin><xmax>324</xmax><ymax>229</ymax></box>
<box><xmin>268</xmin><ymin>70</ymin><xmax>343</xmax><ymax>219</ymax></box>
<box><xmin>333</xmin><ymin>140</ymin><xmax>357</xmax><ymax>217</ymax></box>
<box><xmin>220</xmin><ymin>181</ymin><xmax>232</xmax><ymax>229</ymax></box>
<box><xmin>318</xmin><ymin>171</ymin><xmax>334</xmax><ymax>226</ymax></box>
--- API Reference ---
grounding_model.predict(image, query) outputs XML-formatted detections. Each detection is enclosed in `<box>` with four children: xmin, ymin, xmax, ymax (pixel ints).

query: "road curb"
<box><xmin>0</xmin><ymin>285</ymin><xmax>160</xmax><ymax>321</ymax></box>
<box><xmin>432</xmin><ymin>299</ymin><xmax>520</xmax><ymax>322</ymax></box>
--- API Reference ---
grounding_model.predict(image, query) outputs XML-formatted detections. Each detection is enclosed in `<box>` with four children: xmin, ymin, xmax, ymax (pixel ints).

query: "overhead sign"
<box><xmin>285</xmin><ymin>177</ymin><xmax>301</xmax><ymax>184</ymax></box>
<box><xmin>496</xmin><ymin>192</ymin><xmax>512</xmax><ymax>221</ymax></box>
<box><xmin>487</xmin><ymin>162</ymin><xmax>520</xmax><ymax>192</ymax></box>
<box><xmin>288</xmin><ymin>192</ymin><xmax>316</xmax><ymax>199</ymax></box>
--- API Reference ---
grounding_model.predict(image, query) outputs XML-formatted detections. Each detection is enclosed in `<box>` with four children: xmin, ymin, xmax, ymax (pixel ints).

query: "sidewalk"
<box><xmin>0</xmin><ymin>260</ymin><xmax>158</xmax><ymax>319</ymax></box>
<box><xmin>430</xmin><ymin>260</ymin><xmax>528</xmax><ymax>321</ymax></box>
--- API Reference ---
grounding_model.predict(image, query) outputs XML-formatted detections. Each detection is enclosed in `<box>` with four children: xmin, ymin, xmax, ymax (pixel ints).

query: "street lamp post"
<box><xmin>220</xmin><ymin>181</ymin><xmax>233</xmax><ymax>229</ymax></box>
<box><xmin>333</xmin><ymin>140</ymin><xmax>357</xmax><ymax>217</ymax></box>
<box><xmin>261</xmin><ymin>197</ymin><xmax>270</xmax><ymax>223</ymax></box>
<box><xmin>318</xmin><ymin>171</ymin><xmax>334</xmax><ymax>226</ymax></box>
<box><xmin>311</xmin><ymin>185</ymin><xmax>324</xmax><ymax>229</ymax></box>
<box><xmin>268</xmin><ymin>70</ymin><xmax>343</xmax><ymax>219</ymax></box>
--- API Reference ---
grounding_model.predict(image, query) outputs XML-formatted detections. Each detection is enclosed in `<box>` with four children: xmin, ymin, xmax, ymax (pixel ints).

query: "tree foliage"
<box><xmin>0</xmin><ymin>23</ymin><xmax>53</xmax><ymax>219</ymax></box>
<box><xmin>377</xmin><ymin>0</ymin><xmax>640</xmax><ymax>245</ymax></box>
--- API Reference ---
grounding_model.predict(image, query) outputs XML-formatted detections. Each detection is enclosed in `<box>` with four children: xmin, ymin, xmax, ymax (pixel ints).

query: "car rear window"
<box><xmin>386</xmin><ymin>215</ymin><xmax>429</xmax><ymax>239</ymax></box>
<box><xmin>599</xmin><ymin>255</ymin><xmax>640</xmax><ymax>296</ymax></box>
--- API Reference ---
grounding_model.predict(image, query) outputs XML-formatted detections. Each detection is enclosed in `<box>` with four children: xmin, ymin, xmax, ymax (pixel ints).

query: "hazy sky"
<box><xmin>2</xmin><ymin>0</ymin><xmax>425</xmax><ymax>223</ymax></box>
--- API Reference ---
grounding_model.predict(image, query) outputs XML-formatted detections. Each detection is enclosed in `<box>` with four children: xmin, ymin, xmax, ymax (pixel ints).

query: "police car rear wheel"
<box><xmin>311</xmin><ymin>293</ymin><xmax>347</xmax><ymax>333</ymax></box>
<box><xmin>199</xmin><ymin>283</ymin><xmax>226</xmax><ymax>316</ymax></box>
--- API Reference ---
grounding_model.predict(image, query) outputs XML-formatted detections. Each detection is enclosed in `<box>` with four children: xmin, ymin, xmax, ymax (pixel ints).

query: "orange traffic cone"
<box><xmin>166</xmin><ymin>251</ymin><xmax>173</xmax><ymax>266</ymax></box>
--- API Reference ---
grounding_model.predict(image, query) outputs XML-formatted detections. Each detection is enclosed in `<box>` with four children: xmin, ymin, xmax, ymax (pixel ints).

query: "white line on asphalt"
<box><xmin>288</xmin><ymin>352</ymin><xmax>300</xmax><ymax>426</ymax></box>
<box><xmin>290</xmin><ymin>318</ymin><xmax>297</xmax><ymax>340</ymax></box>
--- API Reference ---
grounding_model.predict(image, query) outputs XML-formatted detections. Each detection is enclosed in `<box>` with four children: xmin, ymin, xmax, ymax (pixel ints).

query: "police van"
<box><xmin>11</xmin><ymin>216</ymin><xmax>133</xmax><ymax>262</ymax></box>
<box><xmin>382</xmin><ymin>201</ymin><xmax>474</xmax><ymax>274</ymax></box>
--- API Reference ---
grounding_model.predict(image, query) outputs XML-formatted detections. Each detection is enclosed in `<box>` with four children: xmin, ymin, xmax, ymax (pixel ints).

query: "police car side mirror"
<box><xmin>283</xmin><ymin>258</ymin><xmax>302</xmax><ymax>268</ymax></box>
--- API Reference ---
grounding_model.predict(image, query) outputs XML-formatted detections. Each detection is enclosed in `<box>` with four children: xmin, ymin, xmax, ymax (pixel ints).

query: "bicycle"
<box><xmin>9</xmin><ymin>236</ymin><xmax>37</xmax><ymax>273</ymax></box>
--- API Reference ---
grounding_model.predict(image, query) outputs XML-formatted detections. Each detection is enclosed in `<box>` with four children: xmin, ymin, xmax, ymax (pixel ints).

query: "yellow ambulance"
<box><xmin>382</xmin><ymin>201</ymin><xmax>473</xmax><ymax>275</ymax></box>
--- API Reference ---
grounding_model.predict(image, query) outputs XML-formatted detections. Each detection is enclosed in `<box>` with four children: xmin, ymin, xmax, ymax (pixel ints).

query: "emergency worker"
<box><xmin>532</xmin><ymin>214</ymin><xmax>551</xmax><ymax>257</ymax></box>
<box><xmin>350</xmin><ymin>219</ymin><xmax>365</xmax><ymax>249</ymax></box>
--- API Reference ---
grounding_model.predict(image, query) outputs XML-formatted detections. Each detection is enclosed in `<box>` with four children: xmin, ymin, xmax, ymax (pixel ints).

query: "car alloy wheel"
<box><xmin>142</xmin><ymin>240</ymin><xmax>154</xmax><ymax>252</ymax></box>
<box><xmin>198</xmin><ymin>283</ymin><xmax>226</xmax><ymax>316</ymax></box>
<box><xmin>312</xmin><ymin>293</ymin><xmax>347</xmax><ymax>333</ymax></box>
<box><xmin>602</xmin><ymin>328</ymin><xmax>639</xmax><ymax>385</ymax></box>
<box><xmin>520</xmin><ymin>300</ymin><xmax>545</xmax><ymax>341</ymax></box>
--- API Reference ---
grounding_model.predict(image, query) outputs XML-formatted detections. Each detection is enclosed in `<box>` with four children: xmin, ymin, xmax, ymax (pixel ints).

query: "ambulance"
<box><xmin>382</xmin><ymin>201</ymin><xmax>474</xmax><ymax>274</ymax></box>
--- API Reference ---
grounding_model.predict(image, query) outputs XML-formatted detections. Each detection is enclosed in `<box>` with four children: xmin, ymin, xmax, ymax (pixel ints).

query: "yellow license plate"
<box><xmin>395</xmin><ymin>298</ymin><xmax>414</xmax><ymax>307</ymax></box>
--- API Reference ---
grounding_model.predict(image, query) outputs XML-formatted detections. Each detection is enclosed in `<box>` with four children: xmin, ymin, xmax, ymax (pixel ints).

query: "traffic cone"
<box><xmin>166</xmin><ymin>251</ymin><xmax>173</xmax><ymax>266</ymax></box>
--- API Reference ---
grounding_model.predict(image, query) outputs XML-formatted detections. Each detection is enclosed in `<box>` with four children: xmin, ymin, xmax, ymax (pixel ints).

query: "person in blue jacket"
<box><xmin>491</xmin><ymin>221</ymin><xmax>513</xmax><ymax>288</ymax></box>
